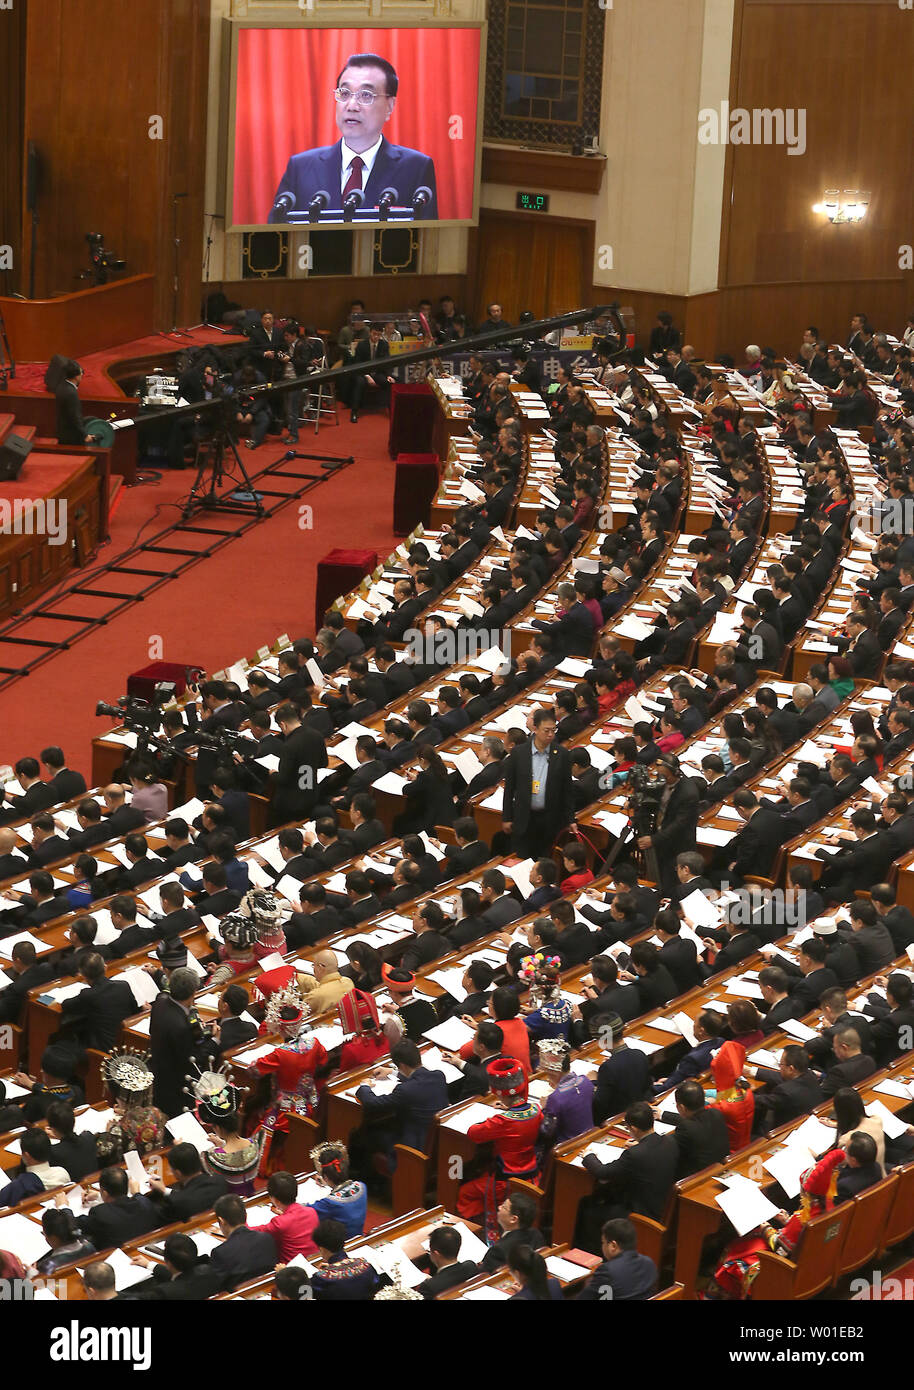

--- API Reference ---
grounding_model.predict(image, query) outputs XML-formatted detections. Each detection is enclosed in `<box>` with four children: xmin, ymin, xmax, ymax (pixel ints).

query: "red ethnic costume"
<box><xmin>708</xmin><ymin>1041</ymin><xmax>755</xmax><ymax>1150</ymax></box>
<box><xmin>707</xmin><ymin>1148</ymin><xmax>845</xmax><ymax>1300</ymax></box>
<box><xmin>336</xmin><ymin>989</ymin><xmax>390</xmax><ymax>1073</ymax></box>
<box><xmin>254</xmin><ymin>982</ymin><xmax>327</xmax><ymax>1172</ymax></box>
<box><xmin>457</xmin><ymin>1057</ymin><xmax>542</xmax><ymax>1239</ymax></box>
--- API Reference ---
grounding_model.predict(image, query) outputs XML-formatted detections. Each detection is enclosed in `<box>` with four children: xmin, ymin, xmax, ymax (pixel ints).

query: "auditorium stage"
<box><xmin>2</xmin><ymin>324</ymin><xmax>249</xmax><ymax>482</ymax></box>
<box><xmin>0</xmin><ymin>413</ymin><xmax>109</xmax><ymax>624</ymax></box>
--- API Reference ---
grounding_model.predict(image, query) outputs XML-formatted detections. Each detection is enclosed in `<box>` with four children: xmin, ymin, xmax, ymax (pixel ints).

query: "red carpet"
<box><xmin>0</xmin><ymin>413</ymin><xmax>399</xmax><ymax>779</ymax></box>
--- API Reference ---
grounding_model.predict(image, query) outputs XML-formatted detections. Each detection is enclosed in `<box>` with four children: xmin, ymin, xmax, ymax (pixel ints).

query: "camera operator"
<box><xmin>230</xmin><ymin>362</ymin><xmax>271</xmax><ymax>450</ymax></box>
<box><xmin>166</xmin><ymin>358</ymin><xmax>226</xmax><ymax>469</ymax></box>
<box><xmin>229</xmin><ymin>711</ymin><xmax>283</xmax><ymax>794</ymax></box>
<box><xmin>626</xmin><ymin>754</ymin><xmax>699</xmax><ymax>895</ymax></box>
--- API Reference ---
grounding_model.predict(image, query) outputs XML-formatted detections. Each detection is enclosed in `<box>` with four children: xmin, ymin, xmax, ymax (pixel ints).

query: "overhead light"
<box><xmin>813</xmin><ymin>189</ymin><xmax>869</xmax><ymax>224</ymax></box>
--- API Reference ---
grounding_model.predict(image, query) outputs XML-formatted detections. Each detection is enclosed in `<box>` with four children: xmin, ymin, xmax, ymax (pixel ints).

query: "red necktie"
<box><xmin>342</xmin><ymin>155</ymin><xmax>364</xmax><ymax>199</ymax></box>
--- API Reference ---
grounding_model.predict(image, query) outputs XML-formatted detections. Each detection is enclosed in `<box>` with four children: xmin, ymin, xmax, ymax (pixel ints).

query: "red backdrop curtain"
<box><xmin>232</xmin><ymin>26</ymin><xmax>480</xmax><ymax>224</ymax></box>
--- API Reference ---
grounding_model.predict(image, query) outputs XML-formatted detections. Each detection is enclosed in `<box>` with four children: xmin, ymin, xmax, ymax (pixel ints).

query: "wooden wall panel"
<box><xmin>473</xmin><ymin>212</ymin><xmax>593</xmax><ymax>325</ymax></box>
<box><xmin>722</xmin><ymin>1</ymin><xmax>914</xmax><ymax>291</ymax></box>
<box><xmin>20</xmin><ymin>0</ymin><xmax>210</xmax><ymax>333</ymax></box>
<box><xmin>217</xmin><ymin>274</ymin><xmax>469</xmax><ymax>335</ymax></box>
<box><xmin>0</xmin><ymin>0</ymin><xmax>25</xmax><ymax>299</ymax></box>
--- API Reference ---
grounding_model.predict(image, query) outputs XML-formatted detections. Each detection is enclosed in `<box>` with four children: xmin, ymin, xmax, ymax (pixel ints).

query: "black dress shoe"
<box><xmin>350</xmin><ymin>411</ymin><xmax>358</xmax><ymax>423</ymax></box>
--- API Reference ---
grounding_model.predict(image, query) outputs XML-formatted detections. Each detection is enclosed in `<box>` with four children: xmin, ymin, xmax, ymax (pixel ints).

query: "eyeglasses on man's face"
<box><xmin>333</xmin><ymin>86</ymin><xmax>386</xmax><ymax>106</ymax></box>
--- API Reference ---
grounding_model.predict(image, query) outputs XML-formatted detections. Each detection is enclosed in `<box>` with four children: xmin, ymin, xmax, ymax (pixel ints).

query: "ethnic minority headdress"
<box><xmin>102</xmin><ymin>1047</ymin><xmax>155</xmax><ymax>1107</ymax></box>
<box><xmin>537</xmin><ymin>1037</ymin><xmax>571</xmax><ymax>1075</ymax></box>
<box><xmin>310</xmin><ymin>1139</ymin><xmax>350</xmax><ymax>1185</ymax></box>
<box><xmin>486</xmin><ymin>1056</ymin><xmax>529</xmax><ymax>1105</ymax></box>
<box><xmin>220</xmin><ymin>912</ymin><xmax>259</xmax><ymax>952</ymax></box>
<box><xmin>184</xmin><ymin>1059</ymin><xmax>241</xmax><ymax>1125</ymax></box>
<box><xmin>264</xmin><ymin>978</ymin><xmax>307</xmax><ymax>1036</ymax></box>
<box><xmin>239</xmin><ymin>887</ymin><xmax>284</xmax><ymax>939</ymax></box>
<box><xmin>338</xmin><ymin>988</ymin><xmax>382</xmax><ymax>1037</ymax></box>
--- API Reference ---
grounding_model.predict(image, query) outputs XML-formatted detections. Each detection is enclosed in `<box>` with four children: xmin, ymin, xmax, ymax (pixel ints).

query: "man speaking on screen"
<box><xmin>268</xmin><ymin>53</ymin><xmax>439</xmax><ymax>222</ymax></box>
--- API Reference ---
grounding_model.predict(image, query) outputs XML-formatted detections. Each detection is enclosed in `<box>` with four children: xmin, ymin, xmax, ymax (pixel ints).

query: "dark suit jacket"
<box><xmin>818</xmin><ymin>834</ymin><xmax>896</xmax><ymax>895</ymax></box>
<box><xmin>664</xmin><ymin>1107</ymin><xmax>730</xmax><ymax>1176</ymax></box>
<box><xmin>502</xmin><ymin>740</ymin><xmax>574</xmax><ymax>841</ymax></box>
<box><xmin>151</xmin><ymin>1171</ymin><xmax>229</xmax><ymax>1223</ymax></box>
<box><xmin>651</xmin><ymin>776</ymin><xmax>700</xmax><ymax>861</ymax></box>
<box><xmin>149</xmin><ymin>993</ymin><xmax>213</xmax><ymax>1117</ymax></box>
<box><xmin>56</xmin><ymin>976</ymin><xmax>138</xmax><ymax>1051</ymax></box>
<box><xmin>46</xmin><ymin>768</ymin><xmax>87</xmax><ymax>803</ymax></box>
<box><xmin>50</xmin><ymin>1131</ymin><xmax>99</xmax><ymax>1181</ymax></box>
<box><xmin>210</xmin><ymin>1226</ymin><xmax>278</xmax><ymax>1290</ymax></box>
<box><xmin>126</xmin><ymin>1257</ymin><xmax>224</xmax><ymax>1302</ymax></box>
<box><xmin>788</xmin><ymin>965</ymin><xmax>839</xmax><ymax>1012</ymax></box>
<box><xmin>575</xmin><ymin>1250</ymin><xmax>658</xmax><ymax>1301</ymax></box>
<box><xmin>78</xmin><ymin>1195</ymin><xmax>159</xmax><ymax>1251</ymax></box>
<box><xmin>721</xmin><ymin>807</ymin><xmax>793</xmax><ymax>880</ymax></box>
<box><xmin>583</xmin><ymin>1131</ymin><xmax>678</xmax><ymax>1220</ymax></box>
<box><xmin>54</xmin><ymin>381</ymin><xmax>88</xmax><ymax>445</ymax></box>
<box><xmin>821</xmin><ymin>1052</ymin><xmax>876</xmax><ymax>1097</ymax></box>
<box><xmin>0</xmin><ymin>961</ymin><xmax>55</xmax><ymax>1024</ymax></box>
<box><xmin>754</xmin><ymin>1067</ymin><xmax>824</xmax><ymax>1127</ymax></box>
<box><xmin>269</xmin><ymin>137</ymin><xmax>439</xmax><ymax>221</ymax></box>
<box><xmin>272</xmin><ymin>724</ymin><xmax>328</xmax><ymax>822</ymax></box>
<box><xmin>30</xmin><ymin>834</ymin><xmax>72</xmax><ymax>867</ymax></box>
<box><xmin>592</xmin><ymin>1047</ymin><xmax>652</xmax><ymax>1125</ymax></box>
<box><xmin>535</xmin><ymin>602</ymin><xmax>595</xmax><ymax>659</ymax></box>
<box><xmin>416</xmin><ymin>1259</ymin><xmax>480</xmax><ymax>1299</ymax></box>
<box><xmin>356</xmin><ymin>1065</ymin><xmax>450</xmax><ymax>1152</ymax></box>
<box><xmin>217</xmin><ymin>1015</ymin><xmax>259</xmax><ymax>1055</ymax></box>
<box><xmin>761</xmin><ymin>995</ymin><xmax>801</xmax><ymax>1035</ymax></box>
<box><xmin>844</xmin><ymin>921</ymin><xmax>897</xmax><ymax>975</ymax></box>
<box><xmin>658</xmin><ymin>936</ymin><xmax>702</xmax><ymax>993</ymax></box>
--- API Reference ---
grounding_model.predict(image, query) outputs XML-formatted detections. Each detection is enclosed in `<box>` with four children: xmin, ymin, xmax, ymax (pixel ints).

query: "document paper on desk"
<box><xmin>423</xmin><ymin>1015</ymin><xmax>476</xmax><ymax>1050</ymax></box>
<box><xmin>444</xmin><ymin>1101</ymin><xmax>498</xmax><ymax>1134</ymax></box>
<box><xmin>714</xmin><ymin>1176</ymin><xmax>780</xmax><ymax>1237</ymax></box>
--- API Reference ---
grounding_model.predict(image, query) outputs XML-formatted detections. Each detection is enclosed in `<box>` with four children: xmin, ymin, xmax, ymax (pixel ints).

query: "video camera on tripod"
<box><xmin>625</xmin><ymin>762</ymin><xmax>667</xmax><ymax>838</ymax></box>
<box><xmin>95</xmin><ymin>682</ymin><xmax>177</xmax><ymax>738</ymax></box>
<box><xmin>186</xmin><ymin>725</ymin><xmax>246</xmax><ymax>755</ymax></box>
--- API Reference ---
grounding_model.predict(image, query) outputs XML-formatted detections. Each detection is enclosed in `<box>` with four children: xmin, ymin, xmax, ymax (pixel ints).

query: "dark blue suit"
<box><xmin>576</xmin><ymin>1250</ymin><xmax>657</xmax><ymax>1300</ymax></box>
<box><xmin>356</xmin><ymin>1064</ymin><xmax>449</xmax><ymax>1158</ymax></box>
<box><xmin>269</xmin><ymin>138</ymin><xmax>439</xmax><ymax>221</ymax></box>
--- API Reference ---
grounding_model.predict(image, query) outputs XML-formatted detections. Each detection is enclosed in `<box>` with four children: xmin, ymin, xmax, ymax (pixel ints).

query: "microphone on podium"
<box><xmin>342</xmin><ymin>188</ymin><xmax>365</xmax><ymax>221</ymax></box>
<box><xmin>376</xmin><ymin>187</ymin><xmax>399</xmax><ymax>220</ymax></box>
<box><xmin>411</xmin><ymin>186</ymin><xmax>433</xmax><ymax>214</ymax></box>
<box><xmin>271</xmin><ymin>191</ymin><xmax>296</xmax><ymax>218</ymax></box>
<box><xmin>307</xmin><ymin>190</ymin><xmax>331</xmax><ymax>223</ymax></box>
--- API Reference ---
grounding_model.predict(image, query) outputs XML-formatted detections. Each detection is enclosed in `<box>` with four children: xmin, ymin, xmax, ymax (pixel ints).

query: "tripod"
<box><xmin>201</xmin><ymin>212</ymin><xmax>230</xmax><ymax>331</ymax></box>
<box><xmin>182</xmin><ymin>426</ymin><xmax>265</xmax><ymax>520</ymax></box>
<box><xmin>0</xmin><ymin>307</ymin><xmax>15</xmax><ymax>390</ymax></box>
<box><xmin>168</xmin><ymin>193</ymin><xmax>191</xmax><ymax>339</ymax></box>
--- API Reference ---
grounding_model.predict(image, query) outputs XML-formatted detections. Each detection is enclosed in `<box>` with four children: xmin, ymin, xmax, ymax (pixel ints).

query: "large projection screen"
<box><xmin>228</xmin><ymin>23</ymin><xmax>484</xmax><ymax>231</ymax></box>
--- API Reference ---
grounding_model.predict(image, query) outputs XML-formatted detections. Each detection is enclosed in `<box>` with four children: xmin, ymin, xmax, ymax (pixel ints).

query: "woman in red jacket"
<box><xmin>457</xmin><ymin>1058</ymin><xmax>542</xmax><ymax>1237</ymax></box>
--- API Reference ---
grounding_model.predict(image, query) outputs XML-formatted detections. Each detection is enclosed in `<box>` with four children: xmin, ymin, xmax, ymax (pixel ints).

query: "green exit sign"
<box><xmin>516</xmin><ymin>191</ymin><xmax>550</xmax><ymax>212</ymax></box>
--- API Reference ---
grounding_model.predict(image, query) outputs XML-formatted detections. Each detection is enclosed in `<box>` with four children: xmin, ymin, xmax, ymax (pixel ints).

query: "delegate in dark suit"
<box><xmin>269</xmin><ymin>137</ymin><xmax>438</xmax><ymax>221</ymax></box>
<box><xmin>54</xmin><ymin>975</ymin><xmax>138</xmax><ymax>1052</ymax></box>
<box><xmin>582</xmin><ymin>1131</ymin><xmax>678</xmax><ymax>1221</ymax></box>
<box><xmin>502</xmin><ymin>738</ymin><xmax>574</xmax><ymax>857</ymax></box>
<box><xmin>78</xmin><ymin>1195</ymin><xmax>159</xmax><ymax>1251</ymax></box>
<box><xmin>210</xmin><ymin>1226</ymin><xmax>278</xmax><ymax>1291</ymax></box>
<box><xmin>149</xmin><ymin>992</ymin><xmax>215</xmax><ymax>1117</ymax></box>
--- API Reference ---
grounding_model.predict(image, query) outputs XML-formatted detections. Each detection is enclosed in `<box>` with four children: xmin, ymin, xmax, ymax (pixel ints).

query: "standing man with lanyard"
<box><xmin>502</xmin><ymin>708</ymin><xmax>574</xmax><ymax>858</ymax></box>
